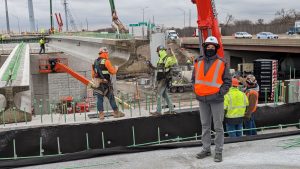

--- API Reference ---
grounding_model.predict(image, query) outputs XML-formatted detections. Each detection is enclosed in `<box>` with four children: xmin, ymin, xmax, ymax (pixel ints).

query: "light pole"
<box><xmin>177</xmin><ymin>8</ymin><xmax>186</xmax><ymax>28</ymax></box>
<box><xmin>142</xmin><ymin>7</ymin><xmax>148</xmax><ymax>39</ymax></box>
<box><xmin>86</xmin><ymin>18</ymin><xmax>89</xmax><ymax>31</ymax></box>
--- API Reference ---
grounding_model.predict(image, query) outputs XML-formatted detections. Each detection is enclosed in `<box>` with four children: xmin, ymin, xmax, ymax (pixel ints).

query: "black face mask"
<box><xmin>205</xmin><ymin>49</ymin><xmax>217</xmax><ymax>57</ymax></box>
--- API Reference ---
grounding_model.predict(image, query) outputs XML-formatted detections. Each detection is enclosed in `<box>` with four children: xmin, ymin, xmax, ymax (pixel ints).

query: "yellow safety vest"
<box><xmin>224</xmin><ymin>87</ymin><xmax>249</xmax><ymax>118</ymax></box>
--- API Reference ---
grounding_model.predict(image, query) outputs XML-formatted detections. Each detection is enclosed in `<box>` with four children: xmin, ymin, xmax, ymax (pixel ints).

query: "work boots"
<box><xmin>112</xmin><ymin>110</ymin><xmax>125</xmax><ymax>118</ymax></box>
<box><xmin>99</xmin><ymin>112</ymin><xmax>105</xmax><ymax>121</ymax></box>
<box><xmin>196</xmin><ymin>150</ymin><xmax>211</xmax><ymax>159</ymax></box>
<box><xmin>214</xmin><ymin>152</ymin><xmax>223</xmax><ymax>162</ymax></box>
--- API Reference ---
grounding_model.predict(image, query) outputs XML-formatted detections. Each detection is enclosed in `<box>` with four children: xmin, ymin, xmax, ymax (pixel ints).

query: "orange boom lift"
<box><xmin>191</xmin><ymin>0</ymin><xmax>224</xmax><ymax>57</ymax></box>
<box><xmin>39</xmin><ymin>58</ymin><xmax>131</xmax><ymax>109</ymax></box>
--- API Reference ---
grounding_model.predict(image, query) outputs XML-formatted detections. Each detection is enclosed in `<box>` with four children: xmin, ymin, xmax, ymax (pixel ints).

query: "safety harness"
<box><xmin>93</xmin><ymin>58</ymin><xmax>112</xmax><ymax>96</ymax></box>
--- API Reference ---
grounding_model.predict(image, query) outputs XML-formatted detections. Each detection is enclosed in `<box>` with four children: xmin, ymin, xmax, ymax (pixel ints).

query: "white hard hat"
<box><xmin>203</xmin><ymin>36</ymin><xmax>220</xmax><ymax>48</ymax></box>
<box><xmin>246</xmin><ymin>74</ymin><xmax>257</xmax><ymax>85</ymax></box>
<box><xmin>99</xmin><ymin>47</ymin><xmax>108</xmax><ymax>54</ymax></box>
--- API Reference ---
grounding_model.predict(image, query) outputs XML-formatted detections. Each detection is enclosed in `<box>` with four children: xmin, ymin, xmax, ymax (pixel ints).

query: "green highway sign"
<box><xmin>138</xmin><ymin>22</ymin><xmax>148</xmax><ymax>26</ymax></box>
<box><xmin>129</xmin><ymin>24</ymin><xmax>139</xmax><ymax>27</ymax></box>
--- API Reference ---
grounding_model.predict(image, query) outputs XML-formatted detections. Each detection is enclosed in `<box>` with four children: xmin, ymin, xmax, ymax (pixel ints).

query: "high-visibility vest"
<box><xmin>39</xmin><ymin>39</ymin><xmax>45</xmax><ymax>45</ymax></box>
<box><xmin>194</xmin><ymin>58</ymin><xmax>225</xmax><ymax>96</ymax></box>
<box><xmin>246</xmin><ymin>89</ymin><xmax>259</xmax><ymax>112</ymax></box>
<box><xmin>93</xmin><ymin>58</ymin><xmax>110</xmax><ymax>80</ymax></box>
<box><xmin>224</xmin><ymin>87</ymin><xmax>249</xmax><ymax>118</ymax></box>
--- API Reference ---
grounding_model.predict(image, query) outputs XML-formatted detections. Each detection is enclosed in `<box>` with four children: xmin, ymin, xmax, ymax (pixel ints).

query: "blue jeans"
<box><xmin>96</xmin><ymin>91</ymin><xmax>118</xmax><ymax>112</ymax></box>
<box><xmin>244</xmin><ymin>114</ymin><xmax>257</xmax><ymax>136</ymax></box>
<box><xmin>226</xmin><ymin>123</ymin><xmax>243</xmax><ymax>137</ymax></box>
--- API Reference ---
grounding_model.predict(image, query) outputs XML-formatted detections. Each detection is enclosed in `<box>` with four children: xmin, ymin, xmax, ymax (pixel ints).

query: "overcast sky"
<box><xmin>0</xmin><ymin>0</ymin><xmax>299</xmax><ymax>33</ymax></box>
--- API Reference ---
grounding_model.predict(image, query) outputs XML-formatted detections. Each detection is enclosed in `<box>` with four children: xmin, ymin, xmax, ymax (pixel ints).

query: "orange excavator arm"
<box><xmin>46</xmin><ymin>58</ymin><xmax>131</xmax><ymax>109</ymax></box>
<box><xmin>49</xmin><ymin>58</ymin><xmax>94</xmax><ymax>87</ymax></box>
<box><xmin>191</xmin><ymin>0</ymin><xmax>224</xmax><ymax>57</ymax></box>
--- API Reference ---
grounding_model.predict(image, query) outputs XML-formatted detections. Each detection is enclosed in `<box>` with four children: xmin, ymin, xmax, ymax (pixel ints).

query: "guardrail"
<box><xmin>52</xmin><ymin>32</ymin><xmax>133</xmax><ymax>40</ymax></box>
<box><xmin>1</xmin><ymin>42</ymin><xmax>25</xmax><ymax>81</ymax></box>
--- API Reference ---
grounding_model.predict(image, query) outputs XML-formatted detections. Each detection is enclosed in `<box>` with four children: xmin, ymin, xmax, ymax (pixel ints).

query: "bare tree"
<box><xmin>256</xmin><ymin>19</ymin><xmax>264</xmax><ymax>25</ymax></box>
<box><xmin>274</xmin><ymin>8</ymin><xmax>296</xmax><ymax>24</ymax></box>
<box><xmin>234</xmin><ymin>20</ymin><xmax>253</xmax><ymax>26</ymax></box>
<box><xmin>225</xmin><ymin>14</ymin><xmax>234</xmax><ymax>27</ymax></box>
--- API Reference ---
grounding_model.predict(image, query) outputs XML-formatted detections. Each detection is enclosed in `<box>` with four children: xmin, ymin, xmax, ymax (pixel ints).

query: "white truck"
<box><xmin>166</xmin><ymin>30</ymin><xmax>179</xmax><ymax>40</ymax></box>
<box><xmin>169</xmin><ymin>66</ymin><xmax>193</xmax><ymax>93</ymax></box>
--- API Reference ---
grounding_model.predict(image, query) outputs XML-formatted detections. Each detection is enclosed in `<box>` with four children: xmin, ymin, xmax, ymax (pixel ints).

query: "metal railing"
<box><xmin>52</xmin><ymin>32</ymin><xmax>133</xmax><ymax>40</ymax></box>
<box><xmin>0</xmin><ymin>121</ymin><xmax>299</xmax><ymax>161</ymax></box>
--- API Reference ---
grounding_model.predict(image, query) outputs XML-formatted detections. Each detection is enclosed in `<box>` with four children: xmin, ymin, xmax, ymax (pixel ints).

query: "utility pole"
<box><xmin>184</xmin><ymin>10</ymin><xmax>186</xmax><ymax>28</ymax></box>
<box><xmin>64</xmin><ymin>0</ymin><xmax>69</xmax><ymax>32</ymax></box>
<box><xmin>142</xmin><ymin>7</ymin><xmax>148</xmax><ymax>39</ymax></box>
<box><xmin>28</xmin><ymin>0</ymin><xmax>36</xmax><ymax>32</ymax></box>
<box><xmin>86</xmin><ymin>18</ymin><xmax>88</xmax><ymax>31</ymax></box>
<box><xmin>153</xmin><ymin>16</ymin><xmax>155</xmax><ymax>25</ymax></box>
<box><xmin>50</xmin><ymin>0</ymin><xmax>54</xmax><ymax>33</ymax></box>
<box><xmin>4</xmin><ymin>0</ymin><xmax>10</xmax><ymax>34</ymax></box>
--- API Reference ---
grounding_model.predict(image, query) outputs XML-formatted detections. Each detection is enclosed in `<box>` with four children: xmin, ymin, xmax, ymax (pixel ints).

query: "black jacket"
<box><xmin>192</xmin><ymin>55</ymin><xmax>232</xmax><ymax>103</ymax></box>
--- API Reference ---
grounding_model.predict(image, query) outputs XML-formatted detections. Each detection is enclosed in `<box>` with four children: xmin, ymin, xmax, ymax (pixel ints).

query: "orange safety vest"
<box><xmin>246</xmin><ymin>90</ymin><xmax>259</xmax><ymax>112</ymax></box>
<box><xmin>194</xmin><ymin>59</ymin><xmax>225</xmax><ymax>96</ymax></box>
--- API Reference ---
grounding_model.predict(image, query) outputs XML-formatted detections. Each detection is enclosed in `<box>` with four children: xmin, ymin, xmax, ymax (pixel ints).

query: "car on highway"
<box><xmin>234</xmin><ymin>32</ymin><xmax>253</xmax><ymax>39</ymax></box>
<box><xmin>256</xmin><ymin>32</ymin><xmax>279</xmax><ymax>39</ymax></box>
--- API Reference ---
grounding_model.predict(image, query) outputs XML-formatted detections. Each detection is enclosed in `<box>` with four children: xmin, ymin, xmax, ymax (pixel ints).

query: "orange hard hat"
<box><xmin>232</xmin><ymin>78</ymin><xmax>239</xmax><ymax>87</ymax></box>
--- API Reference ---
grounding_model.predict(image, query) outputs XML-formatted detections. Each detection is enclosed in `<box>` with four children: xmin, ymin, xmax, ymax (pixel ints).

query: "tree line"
<box><xmin>175</xmin><ymin>9</ymin><xmax>300</xmax><ymax>37</ymax></box>
<box><xmin>221</xmin><ymin>9</ymin><xmax>300</xmax><ymax>35</ymax></box>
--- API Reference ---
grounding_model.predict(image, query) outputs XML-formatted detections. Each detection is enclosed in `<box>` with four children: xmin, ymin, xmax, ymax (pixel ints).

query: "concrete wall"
<box><xmin>0</xmin><ymin>55</ymin><xmax>8</xmax><ymax>68</ymax></box>
<box><xmin>31</xmin><ymin>51</ymin><xmax>92</xmax><ymax>114</ymax></box>
<box><xmin>48</xmin><ymin>72</ymin><xmax>88</xmax><ymax>102</ymax></box>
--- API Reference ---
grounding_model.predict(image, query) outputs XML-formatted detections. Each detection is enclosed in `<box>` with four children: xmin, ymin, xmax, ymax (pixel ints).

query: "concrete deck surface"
<box><xmin>19</xmin><ymin>135</ymin><xmax>300</xmax><ymax>169</ymax></box>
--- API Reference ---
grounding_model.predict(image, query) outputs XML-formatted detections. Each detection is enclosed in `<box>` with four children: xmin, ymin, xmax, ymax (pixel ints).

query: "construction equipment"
<box><xmin>191</xmin><ymin>0</ymin><xmax>224</xmax><ymax>57</ymax></box>
<box><xmin>38</xmin><ymin>58</ymin><xmax>131</xmax><ymax>109</ymax></box>
<box><xmin>63</xmin><ymin>0</ymin><xmax>78</xmax><ymax>32</ymax></box>
<box><xmin>108</xmin><ymin>0</ymin><xmax>128</xmax><ymax>33</ymax></box>
<box><xmin>56</xmin><ymin>96</ymin><xmax>90</xmax><ymax>114</ymax></box>
<box><xmin>55</xmin><ymin>13</ymin><xmax>63</xmax><ymax>32</ymax></box>
<box><xmin>169</xmin><ymin>66</ymin><xmax>193</xmax><ymax>93</ymax></box>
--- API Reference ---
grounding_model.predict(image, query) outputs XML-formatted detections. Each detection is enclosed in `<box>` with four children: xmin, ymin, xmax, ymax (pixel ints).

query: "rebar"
<box><xmin>39</xmin><ymin>99</ymin><xmax>43</xmax><ymax>124</ymax></box>
<box><xmin>13</xmin><ymin>139</ymin><xmax>17</xmax><ymax>158</ymax></box>
<box><xmin>13</xmin><ymin>107</ymin><xmax>17</xmax><ymax>125</ymax></box>
<box><xmin>57</xmin><ymin>137</ymin><xmax>61</xmax><ymax>154</ymax></box>
<box><xmin>24</xmin><ymin>108</ymin><xmax>27</xmax><ymax>124</ymax></box>
<box><xmin>40</xmin><ymin>137</ymin><xmax>43</xmax><ymax>156</ymax></box>
<box><xmin>86</xmin><ymin>133</ymin><xmax>90</xmax><ymax>150</ymax></box>
<box><xmin>101</xmin><ymin>132</ymin><xmax>105</xmax><ymax>149</ymax></box>
<box><xmin>132</xmin><ymin>126</ymin><xmax>136</xmax><ymax>146</ymax></box>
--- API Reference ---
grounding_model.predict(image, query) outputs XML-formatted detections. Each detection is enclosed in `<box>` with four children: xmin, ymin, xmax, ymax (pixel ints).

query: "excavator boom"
<box><xmin>108</xmin><ymin>0</ymin><xmax>128</xmax><ymax>33</ymax></box>
<box><xmin>39</xmin><ymin>58</ymin><xmax>131</xmax><ymax>109</ymax></box>
<box><xmin>55</xmin><ymin>63</ymin><xmax>91</xmax><ymax>86</ymax></box>
<box><xmin>192</xmin><ymin>0</ymin><xmax>224</xmax><ymax>57</ymax></box>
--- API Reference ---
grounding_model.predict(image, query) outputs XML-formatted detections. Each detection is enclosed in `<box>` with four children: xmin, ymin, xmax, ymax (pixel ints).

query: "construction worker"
<box><xmin>192</xmin><ymin>36</ymin><xmax>231</xmax><ymax>162</ymax></box>
<box><xmin>244</xmin><ymin>74</ymin><xmax>259</xmax><ymax>136</ymax></box>
<box><xmin>224</xmin><ymin>78</ymin><xmax>249</xmax><ymax>137</ymax></box>
<box><xmin>92</xmin><ymin>47</ymin><xmax>125</xmax><ymax>120</ymax></box>
<box><xmin>150</xmin><ymin>45</ymin><xmax>178</xmax><ymax>116</ymax></box>
<box><xmin>39</xmin><ymin>37</ymin><xmax>45</xmax><ymax>54</ymax></box>
<box><xmin>186</xmin><ymin>59</ymin><xmax>192</xmax><ymax>70</ymax></box>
